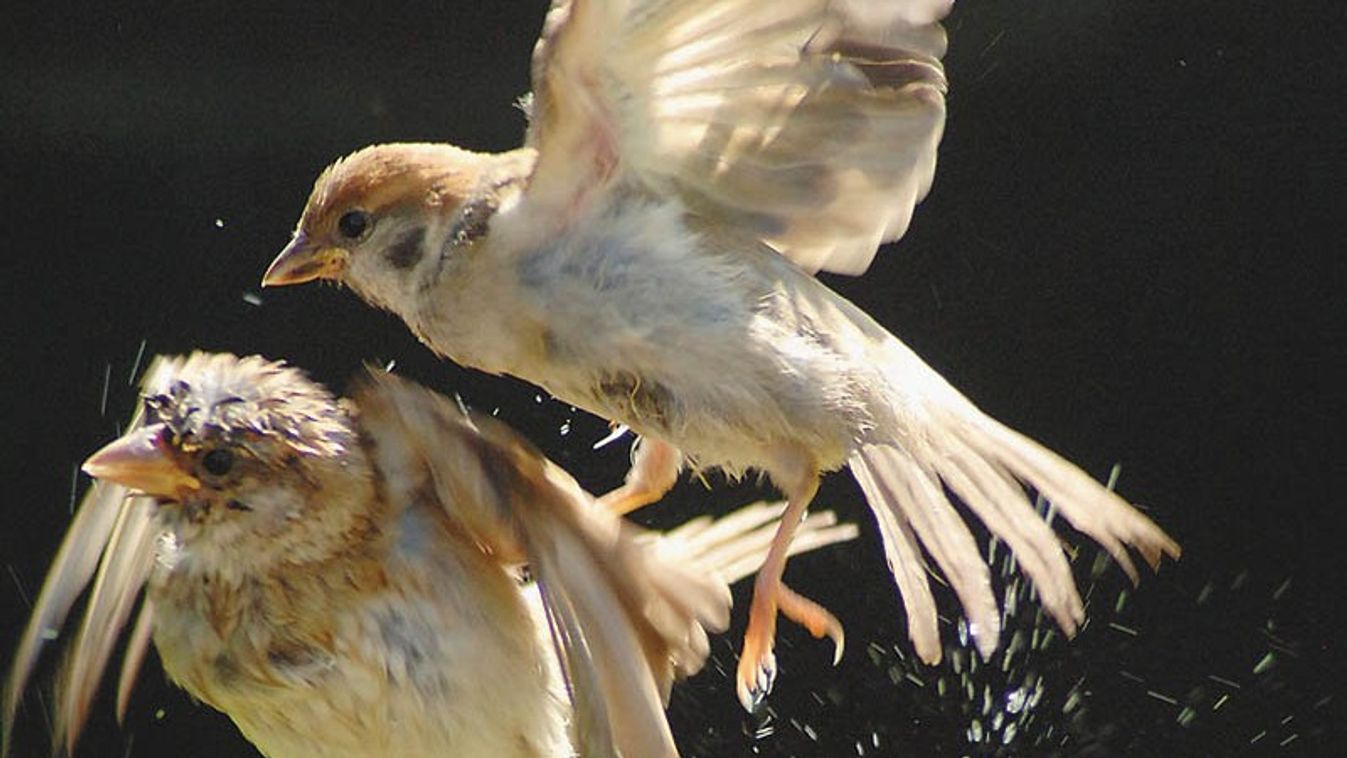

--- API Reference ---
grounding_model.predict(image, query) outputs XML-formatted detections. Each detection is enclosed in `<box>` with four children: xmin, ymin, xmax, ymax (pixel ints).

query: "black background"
<box><xmin>2</xmin><ymin>1</ymin><xmax>1342</xmax><ymax>755</ymax></box>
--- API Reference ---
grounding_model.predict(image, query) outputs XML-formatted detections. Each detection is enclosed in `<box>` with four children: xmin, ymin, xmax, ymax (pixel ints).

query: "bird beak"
<box><xmin>261</xmin><ymin>234</ymin><xmax>349</xmax><ymax>287</ymax></box>
<box><xmin>83</xmin><ymin>423</ymin><xmax>200</xmax><ymax>497</ymax></box>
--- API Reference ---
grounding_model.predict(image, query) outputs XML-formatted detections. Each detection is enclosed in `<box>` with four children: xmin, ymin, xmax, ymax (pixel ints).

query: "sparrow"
<box><xmin>2</xmin><ymin>352</ymin><xmax>856</xmax><ymax>757</ymax></box>
<box><xmin>262</xmin><ymin>0</ymin><xmax>1181</xmax><ymax>709</ymax></box>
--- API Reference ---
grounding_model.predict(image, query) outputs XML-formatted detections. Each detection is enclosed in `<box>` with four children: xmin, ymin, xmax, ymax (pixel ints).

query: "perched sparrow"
<box><xmin>2</xmin><ymin>352</ymin><xmax>856</xmax><ymax>757</ymax></box>
<box><xmin>263</xmin><ymin>0</ymin><xmax>1180</xmax><ymax>708</ymax></box>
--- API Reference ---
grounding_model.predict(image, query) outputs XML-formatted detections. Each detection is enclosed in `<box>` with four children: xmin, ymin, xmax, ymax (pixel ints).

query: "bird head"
<box><xmin>83</xmin><ymin>353</ymin><xmax>374</xmax><ymax>574</ymax></box>
<box><xmin>262</xmin><ymin>143</ymin><xmax>511</xmax><ymax>312</ymax></box>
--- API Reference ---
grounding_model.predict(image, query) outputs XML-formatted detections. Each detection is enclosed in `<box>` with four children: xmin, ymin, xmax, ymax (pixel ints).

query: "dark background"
<box><xmin>2</xmin><ymin>1</ymin><xmax>1342</xmax><ymax>755</ymax></box>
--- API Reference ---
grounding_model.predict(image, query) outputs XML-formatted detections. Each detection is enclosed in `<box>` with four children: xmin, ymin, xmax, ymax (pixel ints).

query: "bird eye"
<box><xmin>337</xmin><ymin>209</ymin><xmax>371</xmax><ymax>240</ymax></box>
<box><xmin>201</xmin><ymin>448</ymin><xmax>235</xmax><ymax>477</ymax></box>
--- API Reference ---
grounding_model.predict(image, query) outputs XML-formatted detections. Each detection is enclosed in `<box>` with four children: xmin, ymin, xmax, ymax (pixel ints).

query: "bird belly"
<box><xmin>549</xmin><ymin>355</ymin><xmax>861</xmax><ymax>477</ymax></box>
<box><xmin>512</xmin><ymin>200</ymin><xmax>876</xmax><ymax>474</ymax></box>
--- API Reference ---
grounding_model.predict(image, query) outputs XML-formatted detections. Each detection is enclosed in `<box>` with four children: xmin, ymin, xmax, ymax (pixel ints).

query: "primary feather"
<box><xmin>526</xmin><ymin>0</ymin><xmax>950</xmax><ymax>274</ymax></box>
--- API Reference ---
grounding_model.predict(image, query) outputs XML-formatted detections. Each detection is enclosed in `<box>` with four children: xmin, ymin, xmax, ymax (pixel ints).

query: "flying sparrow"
<box><xmin>262</xmin><ymin>0</ymin><xmax>1181</xmax><ymax>709</ymax></box>
<box><xmin>2</xmin><ymin>352</ymin><xmax>856</xmax><ymax>757</ymax></box>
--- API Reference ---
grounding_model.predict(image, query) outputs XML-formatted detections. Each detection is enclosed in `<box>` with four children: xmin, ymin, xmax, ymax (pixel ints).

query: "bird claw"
<box><xmin>779</xmin><ymin>584</ymin><xmax>845</xmax><ymax>665</ymax></box>
<box><xmin>735</xmin><ymin>580</ymin><xmax>843</xmax><ymax>711</ymax></box>
<box><xmin>736</xmin><ymin>644</ymin><xmax>777</xmax><ymax>712</ymax></box>
<box><xmin>737</xmin><ymin>588</ymin><xmax>780</xmax><ymax>712</ymax></box>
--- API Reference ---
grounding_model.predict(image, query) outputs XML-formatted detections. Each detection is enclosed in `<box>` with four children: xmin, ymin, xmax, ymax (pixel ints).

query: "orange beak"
<box><xmin>261</xmin><ymin>234</ymin><xmax>349</xmax><ymax>287</ymax></box>
<box><xmin>83</xmin><ymin>424</ymin><xmax>200</xmax><ymax>497</ymax></box>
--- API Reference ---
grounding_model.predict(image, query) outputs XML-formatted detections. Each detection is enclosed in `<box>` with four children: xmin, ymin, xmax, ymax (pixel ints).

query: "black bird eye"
<box><xmin>201</xmin><ymin>448</ymin><xmax>235</xmax><ymax>477</ymax></box>
<box><xmin>337</xmin><ymin>209</ymin><xmax>370</xmax><ymax>240</ymax></box>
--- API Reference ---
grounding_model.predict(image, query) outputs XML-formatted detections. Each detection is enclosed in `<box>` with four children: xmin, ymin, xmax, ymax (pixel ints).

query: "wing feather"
<box><xmin>2</xmin><ymin>481</ymin><xmax>133</xmax><ymax>757</ymax></box>
<box><xmin>355</xmin><ymin>371</ymin><xmax>738</xmax><ymax>757</ymax></box>
<box><xmin>525</xmin><ymin>0</ymin><xmax>952</xmax><ymax>275</ymax></box>
<box><xmin>54</xmin><ymin>497</ymin><xmax>158</xmax><ymax>753</ymax></box>
<box><xmin>2</xmin><ymin>356</ymin><xmax>179</xmax><ymax>757</ymax></box>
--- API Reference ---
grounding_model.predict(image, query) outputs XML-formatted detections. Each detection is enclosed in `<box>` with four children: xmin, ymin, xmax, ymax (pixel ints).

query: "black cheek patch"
<box><xmin>385</xmin><ymin>226</ymin><xmax>426</xmax><ymax>270</ymax></box>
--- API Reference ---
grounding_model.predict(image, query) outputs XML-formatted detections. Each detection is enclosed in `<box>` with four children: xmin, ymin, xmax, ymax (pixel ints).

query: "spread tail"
<box><xmin>850</xmin><ymin>402</ymin><xmax>1179</xmax><ymax>665</ymax></box>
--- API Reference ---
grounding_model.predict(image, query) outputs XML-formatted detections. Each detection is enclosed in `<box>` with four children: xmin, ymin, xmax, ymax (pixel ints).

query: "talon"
<box><xmin>779</xmin><ymin>584</ymin><xmax>846</xmax><ymax>665</ymax></box>
<box><xmin>736</xmin><ymin>642</ymin><xmax>777</xmax><ymax>712</ymax></box>
<box><xmin>737</xmin><ymin>586</ymin><xmax>780</xmax><ymax>711</ymax></box>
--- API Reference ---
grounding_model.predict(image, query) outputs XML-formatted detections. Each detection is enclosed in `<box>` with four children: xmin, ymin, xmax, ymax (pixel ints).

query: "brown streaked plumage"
<box><xmin>263</xmin><ymin>0</ymin><xmax>1180</xmax><ymax>710</ymax></box>
<box><xmin>310</xmin><ymin>144</ymin><xmax>493</xmax><ymax>220</ymax></box>
<box><xmin>2</xmin><ymin>352</ymin><xmax>857</xmax><ymax>757</ymax></box>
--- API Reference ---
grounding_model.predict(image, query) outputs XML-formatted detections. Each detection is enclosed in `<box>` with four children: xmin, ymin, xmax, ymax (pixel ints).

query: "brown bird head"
<box><xmin>84</xmin><ymin>353</ymin><xmax>373</xmax><ymax>573</ymax></box>
<box><xmin>263</xmin><ymin>143</ymin><xmax>516</xmax><ymax>312</ymax></box>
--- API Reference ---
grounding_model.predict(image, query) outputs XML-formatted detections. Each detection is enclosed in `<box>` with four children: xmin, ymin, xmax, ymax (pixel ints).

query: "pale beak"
<box><xmin>83</xmin><ymin>423</ymin><xmax>200</xmax><ymax>497</ymax></box>
<box><xmin>261</xmin><ymin>234</ymin><xmax>349</xmax><ymax>287</ymax></box>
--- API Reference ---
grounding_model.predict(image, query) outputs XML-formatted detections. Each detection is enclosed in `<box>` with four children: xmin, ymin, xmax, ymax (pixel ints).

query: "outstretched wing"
<box><xmin>523</xmin><ymin>0</ymin><xmax>951</xmax><ymax>275</ymax></box>
<box><xmin>354</xmin><ymin>371</ymin><xmax>734</xmax><ymax>758</ymax></box>
<box><xmin>2</xmin><ymin>358</ymin><xmax>180</xmax><ymax>757</ymax></box>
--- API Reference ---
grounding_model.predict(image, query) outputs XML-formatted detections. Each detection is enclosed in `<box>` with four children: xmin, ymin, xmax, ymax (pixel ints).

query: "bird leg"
<box><xmin>736</xmin><ymin>447</ymin><xmax>842</xmax><ymax>711</ymax></box>
<box><xmin>596</xmin><ymin>436</ymin><xmax>682</xmax><ymax>515</ymax></box>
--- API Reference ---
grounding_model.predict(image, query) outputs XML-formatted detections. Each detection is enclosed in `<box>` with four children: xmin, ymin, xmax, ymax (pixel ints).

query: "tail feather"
<box><xmin>965</xmin><ymin>418</ymin><xmax>1180</xmax><ymax>576</ymax></box>
<box><xmin>938</xmin><ymin>434</ymin><xmax>1085</xmax><ymax>634</ymax></box>
<box><xmin>850</xmin><ymin>405</ymin><xmax>1179</xmax><ymax>665</ymax></box>
<box><xmin>857</xmin><ymin>472</ymin><xmax>942</xmax><ymax>664</ymax></box>
<box><xmin>852</xmin><ymin>445</ymin><xmax>1000</xmax><ymax>663</ymax></box>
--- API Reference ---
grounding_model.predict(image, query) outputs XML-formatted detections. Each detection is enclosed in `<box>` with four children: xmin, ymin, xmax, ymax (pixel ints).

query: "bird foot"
<box><xmin>736</xmin><ymin>590</ymin><xmax>779</xmax><ymax>711</ymax></box>
<box><xmin>735</xmin><ymin>581</ymin><xmax>844</xmax><ymax>711</ymax></box>
<box><xmin>595</xmin><ymin>487</ymin><xmax>648</xmax><ymax>516</ymax></box>
<box><xmin>779</xmin><ymin>585</ymin><xmax>845</xmax><ymax>665</ymax></box>
<box><xmin>595</xmin><ymin>437</ymin><xmax>682</xmax><ymax>515</ymax></box>
<box><xmin>736</xmin><ymin>633</ymin><xmax>777</xmax><ymax>712</ymax></box>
